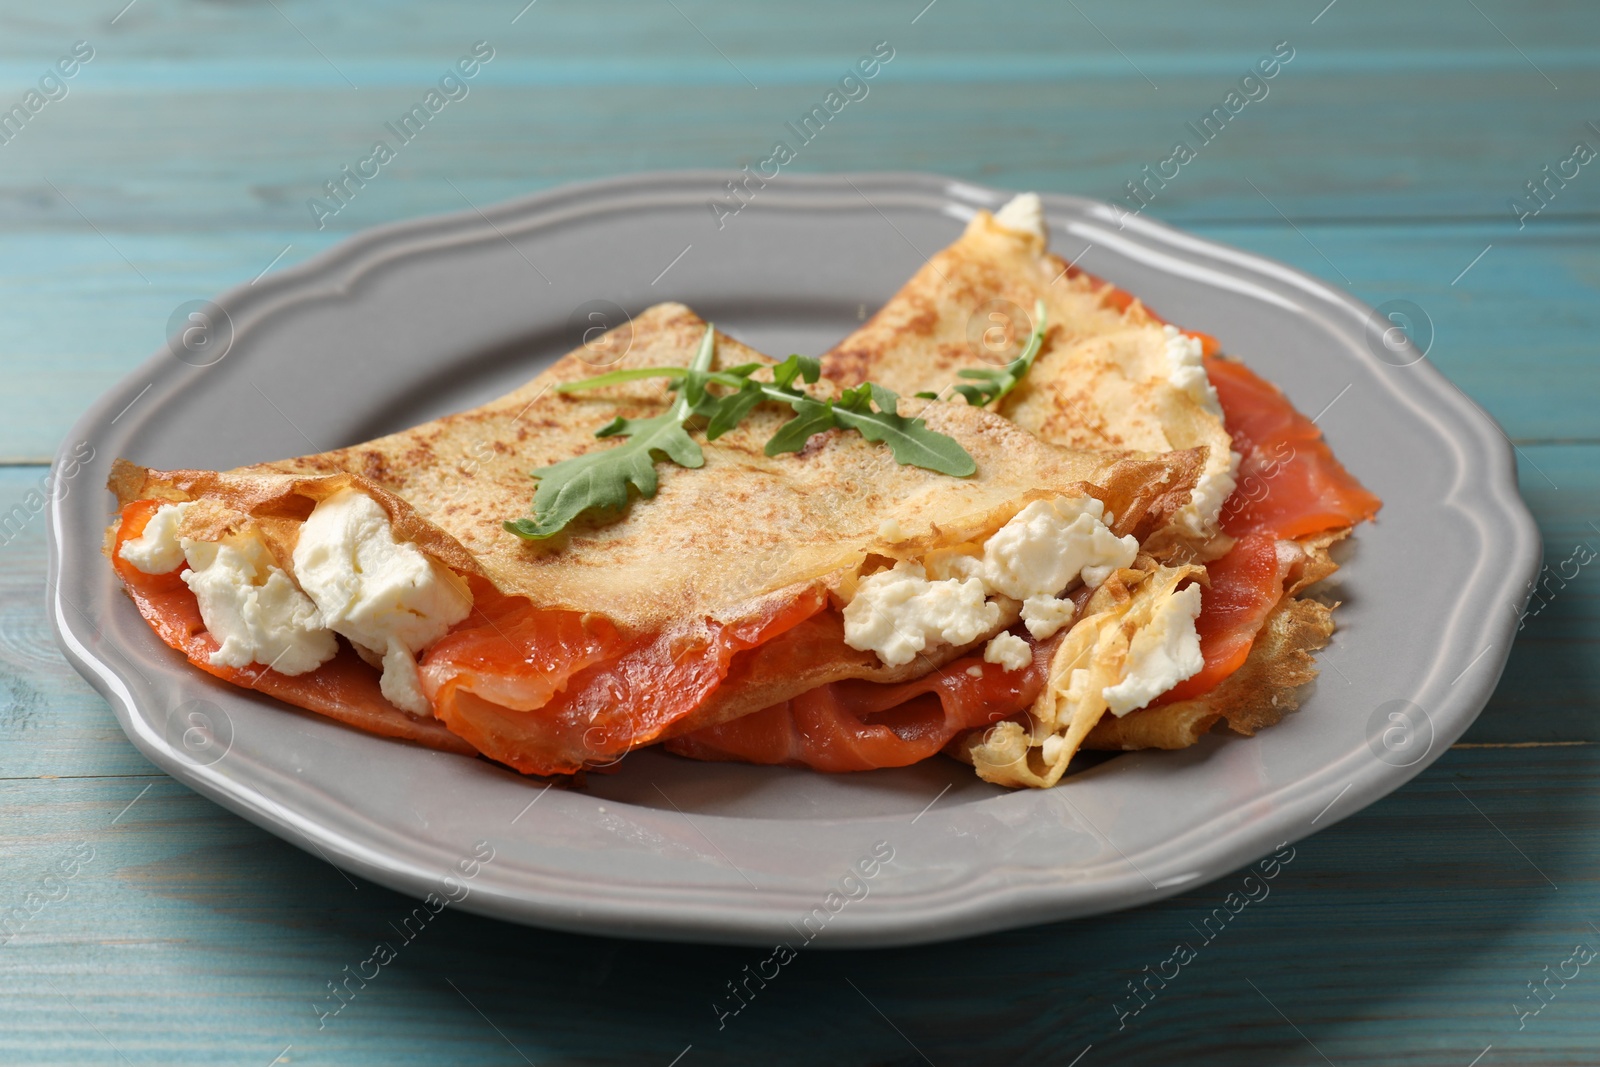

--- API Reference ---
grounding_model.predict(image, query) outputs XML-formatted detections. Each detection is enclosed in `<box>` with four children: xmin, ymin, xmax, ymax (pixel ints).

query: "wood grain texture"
<box><xmin>1</xmin><ymin>746</ymin><xmax>1597</xmax><ymax>1066</ymax></box>
<box><xmin>2</xmin><ymin>0</ymin><xmax>1598</xmax><ymax>1062</ymax></box>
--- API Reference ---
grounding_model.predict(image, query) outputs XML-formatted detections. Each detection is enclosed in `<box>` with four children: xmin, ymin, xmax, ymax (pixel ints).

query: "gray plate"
<box><xmin>47</xmin><ymin>172</ymin><xmax>1539</xmax><ymax>947</ymax></box>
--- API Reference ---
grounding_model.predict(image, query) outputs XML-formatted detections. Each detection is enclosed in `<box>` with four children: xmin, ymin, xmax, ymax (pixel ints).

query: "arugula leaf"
<box><xmin>831</xmin><ymin>384</ymin><xmax>976</xmax><ymax>476</ymax></box>
<box><xmin>514</xmin><ymin>331</ymin><xmax>981</xmax><ymax>538</ymax></box>
<box><xmin>947</xmin><ymin>299</ymin><xmax>1048</xmax><ymax>408</ymax></box>
<box><xmin>703</xmin><ymin>378</ymin><xmax>766</xmax><ymax>440</ymax></box>
<box><xmin>771</xmin><ymin>353</ymin><xmax>821</xmax><ymax>391</ymax></box>
<box><xmin>764</xmin><ymin>397</ymin><xmax>839</xmax><ymax>456</ymax></box>
<box><xmin>505</xmin><ymin>324</ymin><xmax>716</xmax><ymax>540</ymax></box>
<box><xmin>554</xmin><ymin>365</ymin><xmax>691</xmax><ymax>392</ymax></box>
<box><xmin>867</xmin><ymin>383</ymin><xmax>900</xmax><ymax>415</ymax></box>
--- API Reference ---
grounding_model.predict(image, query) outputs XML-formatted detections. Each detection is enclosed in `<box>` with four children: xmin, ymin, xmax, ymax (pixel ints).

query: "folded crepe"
<box><xmin>107</xmin><ymin>302</ymin><xmax>1206</xmax><ymax>778</ymax></box>
<box><xmin>676</xmin><ymin>195</ymin><xmax>1380</xmax><ymax>785</ymax></box>
<box><xmin>825</xmin><ymin>193</ymin><xmax>1240</xmax><ymax>557</ymax></box>
<box><xmin>856</xmin><ymin>196</ymin><xmax>1379</xmax><ymax>763</ymax></box>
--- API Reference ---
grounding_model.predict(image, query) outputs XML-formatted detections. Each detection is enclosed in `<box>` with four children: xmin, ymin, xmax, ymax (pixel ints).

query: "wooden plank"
<box><xmin>1469</xmin><ymin>445</ymin><xmax>1600</xmax><ymax>743</ymax></box>
<box><xmin>0</xmin><ymin>228</ymin><xmax>340</xmax><ymax>463</ymax></box>
<box><xmin>4</xmin><ymin>0</ymin><xmax>1593</xmax><ymax>64</ymax></box>
<box><xmin>0</xmin><ymin>744</ymin><xmax>1596</xmax><ymax>1065</ymax></box>
<box><xmin>0</xmin><ymin>66</ymin><xmax>1596</xmax><ymax>231</ymax></box>
<box><xmin>1</xmin><ymin>0</ymin><xmax>1597</xmax><ymax>235</ymax></box>
<box><xmin>1163</xmin><ymin>222</ymin><xmax>1600</xmax><ymax>449</ymax></box>
<box><xmin>0</xmin><ymin>219</ymin><xmax>1595</xmax><ymax>462</ymax></box>
<box><xmin>0</xmin><ymin>466</ymin><xmax>159</xmax><ymax>782</ymax></box>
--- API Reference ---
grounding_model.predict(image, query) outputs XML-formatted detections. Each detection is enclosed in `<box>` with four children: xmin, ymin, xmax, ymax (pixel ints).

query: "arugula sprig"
<box><xmin>505</xmin><ymin>327</ymin><xmax>976</xmax><ymax>541</ymax></box>
<box><xmin>503</xmin><ymin>324</ymin><xmax>718</xmax><ymax>541</ymax></box>
<box><xmin>917</xmin><ymin>299</ymin><xmax>1048</xmax><ymax>407</ymax></box>
<box><xmin>563</xmin><ymin>353</ymin><xmax>975</xmax><ymax>473</ymax></box>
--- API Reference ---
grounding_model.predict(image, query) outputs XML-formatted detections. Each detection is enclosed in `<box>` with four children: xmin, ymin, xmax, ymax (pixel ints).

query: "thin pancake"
<box><xmin>109</xmin><ymin>303</ymin><xmax>1203</xmax><ymax>775</ymax></box>
<box><xmin>822</xmin><ymin>203</ymin><xmax>1237</xmax><ymax>556</ymax></box>
<box><xmin>811</xmin><ymin>199</ymin><xmax>1376</xmax><ymax>764</ymax></box>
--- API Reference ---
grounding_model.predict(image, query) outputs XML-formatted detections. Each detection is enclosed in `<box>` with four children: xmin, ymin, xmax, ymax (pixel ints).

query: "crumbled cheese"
<box><xmin>1177</xmin><ymin>449</ymin><xmax>1242</xmax><ymax>538</ymax></box>
<box><xmin>379</xmin><ymin>641</ymin><xmax>429</xmax><ymax>717</ymax></box>
<box><xmin>1078</xmin><ymin>564</ymin><xmax>1112</xmax><ymax>589</ymax></box>
<box><xmin>993</xmin><ymin>192</ymin><xmax>1046</xmax><ymax>241</ymax></box>
<box><xmin>119</xmin><ymin>488</ymin><xmax>471</xmax><ymax>706</ymax></box>
<box><xmin>1159</xmin><ymin>324</ymin><xmax>1240</xmax><ymax>537</ymax></box>
<box><xmin>118</xmin><ymin>502</ymin><xmax>191</xmax><ymax>574</ymax></box>
<box><xmin>119</xmin><ymin>500</ymin><xmax>337</xmax><ymax>674</ymax></box>
<box><xmin>878</xmin><ymin>517</ymin><xmax>908</xmax><ymax>543</ymax></box>
<box><xmin>181</xmin><ymin>531</ymin><xmax>338</xmax><ymax>676</ymax></box>
<box><xmin>984</xmin><ymin>632</ymin><xmax>1032</xmax><ymax>671</ymax></box>
<box><xmin>292</xmin><ymin>488</ymin><xmax>473</xmax><ymax>715</ymax></box>
<box><xmin>842</xmin><ymin>561</ymin><xmax>1000</xmax><ymax>668</ymax></box>
<box><xmin>1020</xmin><ymin>594</ymin><xmax>1076</xmax><ymax>641</ymax></box>
<box><xmin>1101</xmin><ymin>583</ymin><xmax>1204</xmax><ymax>716</ymax></box>
<box><xmin>979</xmin><ymin>497</ymin><xmax>1137</xmax><ymax>601</ymax></box>
<box><xmin>845</xmin><ymin>496</ymin><xmax>1138</xmax><ymax>668</ymax></box>
<box><xmin>924</xmin><ymin>549</ymin><xmax>982</xmax><ymax>582</ymax></box>
<box><xmin>1163</xmin><ymin>324</ymin><xmax>1221</xmax><ymax>417</ymax></box>
<box><xmin>965</xmin><ymin>665</ymin><xmax>985</xmax><ymax>679</ymax></box>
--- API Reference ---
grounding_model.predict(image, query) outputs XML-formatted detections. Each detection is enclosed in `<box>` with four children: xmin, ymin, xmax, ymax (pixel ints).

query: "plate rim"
<box><xmin>47</xmin><ymin>170</ymin><xmax>1542</xmax><ymax>947</ymax></box>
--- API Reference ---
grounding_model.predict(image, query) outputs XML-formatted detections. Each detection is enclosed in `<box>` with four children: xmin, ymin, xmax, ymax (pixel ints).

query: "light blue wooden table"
<box><xmin>3</xmin><ymin>2</ymin><xmax>1597</xmax><ymax>1063</ymax></box>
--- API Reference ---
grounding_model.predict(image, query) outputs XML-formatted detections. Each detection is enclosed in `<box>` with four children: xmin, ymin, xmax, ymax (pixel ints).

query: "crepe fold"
<box><xmin>822</xmin><ymin>205</ymin><xmax>1237</xmax><ymax>559</ymax></box>
<box><xmin>804</xmin><ymin>200</ymin><xmax>1378</xmax><ymax>769</ymax></box>
<box><xmin>108</xmin><ymin>302</ymin><xmax>1204</xmax><ymax>776</ymax></box>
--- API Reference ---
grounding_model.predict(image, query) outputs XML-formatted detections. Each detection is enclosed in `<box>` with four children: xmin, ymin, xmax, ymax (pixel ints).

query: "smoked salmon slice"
<box><xmin>666</xmin><ymin>648</ymin><xmax>1049</xmax><ymax>772</ymax></box>
<box><xmin>424</xmin><ymin>588</ymin><xmax>827</xmax><ymax>776</ymax></box>
<box><xmin>1151</xmin><ymin>531</ymin><xmax>1283</xmax><ymax>707</ymax></box>
<box><xmin>1208</xmin><ymin>354</ymin><xmax>1382</xmax><ymax>539</ymax></box>
<box><xmin>1148</xmin><ymin>355</ymin><xmax>1378</xmax><ymax>708</ymax></box>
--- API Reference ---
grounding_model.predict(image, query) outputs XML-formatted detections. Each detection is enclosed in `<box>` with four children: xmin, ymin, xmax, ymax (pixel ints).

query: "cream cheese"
<box><xmin>1179</xmin><ymin>450</ymin><xmax>1242</xmax><ymax>538</ymax></box>
<box><xmin>983</xmin><ymin>631</ymin><xmax>1032</xmax><ymax>671</ymax></box>
<box><xmin>842</xmin><ymin>561</ymin><xmax>999</xmax><ymax>669</ymax></box>
<box><xmin>291</xmin><ymin>488</ymin><xmax>473</xmax><ymax>714</ymax></box>
<box><xmin>118</xmin><ymin>489</ymin><xmax>471</xmax><ymax>709</ymax></box>
<box><xmin>118</xmin><ymin>502</ymin><xmax>191</xmax><ymax>575</ymax></box>
<box><xmin>1020</xmin><ymin>593</ymin><xmax>1076</xmax><ymax>641</ymax></box>
<box><xmin>844</xmin><ymin>496</ymin><xmax>1136</xmax><ymax>667</ymax></box>
<box><xmin>118</xmin><ymin>501</ymin><xmax>338</xmax><ymax>675</ymax></box>
<box><xmin>1161</xmin><ymin>325</ymin><xmax>1240</xmax><ymax>538</ymax></box>
<box><xmin>1163</xmin><ymin>324</ymin><xmax>1221</xmax><ymax>417</ymax></box>
<box><xmin>993</xmin><ymin>192</ymin><xmax>1046</xmax><ymax>241</ymax></box>
<box><xmin>1101</xmin><ymin>582</ymin><xmax>1204</xmax><ymax>715</ymax></box>
<box><xmin>980</xmin><ymin>497</ymin><xmax>1137</xmax><ymax>600</ymax></box>
<box><xmin>180</xmin><ymin>531</ymin><xmax>338</xmax><ymax>676</ymax></box>
<box><xmin>979</xmin><ymin>497</ymin><xmax>1135</xmax><ymax>639</ymax></box>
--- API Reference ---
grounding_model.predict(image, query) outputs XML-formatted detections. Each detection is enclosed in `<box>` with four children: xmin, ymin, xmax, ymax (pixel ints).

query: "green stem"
<box><xmin>672</xmin><ymin>324</ymin><xmax>717</xmax><ymax>419</ymax></box>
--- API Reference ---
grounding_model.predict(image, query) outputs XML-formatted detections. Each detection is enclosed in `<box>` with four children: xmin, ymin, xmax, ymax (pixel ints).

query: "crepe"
<box><xmin>810</xmin><ymin>196</ymin><xmax>1378</xmax><ymax>771</ymax></box>
<box><xmin>108</xmin><ymin>302</ymin><xmax>1204</xmax><ymax>776</ymax></box>
<box><xmin>823</xmin><ymin>199</ymin><xmax>1238</xmax><ymax>558</ymax></box>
